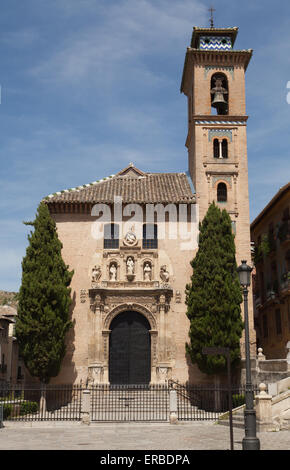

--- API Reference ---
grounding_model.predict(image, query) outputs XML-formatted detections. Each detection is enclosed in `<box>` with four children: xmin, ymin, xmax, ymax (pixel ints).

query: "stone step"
<box><xmin>218</xmin><ymin>405</ymin><xmax>246</xmax><ymax>429</ymax></box>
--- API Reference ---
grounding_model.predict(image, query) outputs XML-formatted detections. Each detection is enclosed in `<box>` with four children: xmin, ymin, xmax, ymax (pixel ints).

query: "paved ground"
<box><xmin>0</xmin><ymin>420</ymin><xmax>289</xmax><ymax>451</ymax></box>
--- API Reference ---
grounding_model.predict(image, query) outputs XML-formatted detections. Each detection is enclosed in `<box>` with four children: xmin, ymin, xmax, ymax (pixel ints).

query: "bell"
<box><xmin>211</xmin><ymin>77</ymin><xmax>228</xmax><ymax>114</ymax></box>
<box><xmin>211</xmin><ymin>91</ymin><xmax>227</xmax><ymax>108</ymax></box>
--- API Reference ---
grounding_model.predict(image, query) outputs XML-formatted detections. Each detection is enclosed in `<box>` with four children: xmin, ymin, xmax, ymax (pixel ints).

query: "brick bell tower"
<box><xmin>181</xmin><ymin>26</ymin><xmax>257</xmax><ymax>358</ymax></box>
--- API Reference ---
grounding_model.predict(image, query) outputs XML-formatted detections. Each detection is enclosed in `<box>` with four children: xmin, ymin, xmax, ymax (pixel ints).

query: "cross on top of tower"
<box><xmin>209</xmin><ymin>6</ymin><xmax>216</xmax><ymax>28</ymax></box>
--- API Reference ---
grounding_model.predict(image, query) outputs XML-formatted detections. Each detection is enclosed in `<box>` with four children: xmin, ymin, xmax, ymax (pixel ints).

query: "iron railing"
<box><xmin>0</xmin><ymin>383</ymin><xmax>82</xmax><ymax>421</ymax></box>
<box><xmin>168</xmin><ymin>380</ymin><xmax>261</xmax><ymax>421</ymax></box>
<box><xmin>91</xmin><ymin>384</ymin><xmax>169</xmax><ymax>422</ymax></box>
<box><xmin>0</xmin><ymin>381</ymin><xmax>262</xmax><ymax>423</ymax></box>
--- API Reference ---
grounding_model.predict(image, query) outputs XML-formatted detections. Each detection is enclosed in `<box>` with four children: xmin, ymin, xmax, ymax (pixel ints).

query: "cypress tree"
<box><xmin>185</xmin><ymin>202</ymin><xmax>243</xmax><ymax>375</ymax></box>
<box><xmin>16</xmin><ymin>202</ymin><xmax>74</xmax><ymax>384</ymax></box>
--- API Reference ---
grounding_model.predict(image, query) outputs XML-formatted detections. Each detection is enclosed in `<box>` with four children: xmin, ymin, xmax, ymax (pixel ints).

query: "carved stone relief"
<box><xmin>88</xmin><ymin>364</ymin><xmax>103</xmax><ymax>385</ymax></box>
<box><xmin>160</xmin><ymin>265</ymin><xmax>170</xmax><ymax>283</ymax></box>
<box><xmin>143</xmin><ymin>261</ymin><xmax>152</xmax><ymax>281</ymax></box>
<box><xmin>175</xmin><ymin>290</ymin><xmax>181</xmax><ymax>303</ymax></box>
<box><xmin>91</xmin><ymin>265</ymin><xmax>102</xmax><ymax>288</ymax></box>
<box><xmin>109</xmin><ymin>262</ymin><xmax>117</xmax><ymax>281</ymax></box>
<box><xmin>80</xmin><ymin>289</ymin><xmax>87</xmax><ymax>303</ymax></box>
<box><xmin>123</xmin><ymin>227</ymin><xmax>138</xmax><ymax>247</ymax></box>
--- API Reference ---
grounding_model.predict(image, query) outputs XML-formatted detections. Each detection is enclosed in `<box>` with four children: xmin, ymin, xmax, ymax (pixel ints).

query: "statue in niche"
<box><xmin>160</xmin><ymin>265</ymin><xmax>169</xmax><ymax>283</ymax></box>
<box><xmin>91</xmin><ymin>265</ymin><xmax>101</xmax><ymax>284</ymax></box>
<box><xmin>126</xmin><ymin>256</ymin><xmax>135</xmax><ymax>275</ymax></box>
<box><xmin>143</xmin><ymin>262</ymin><xmax>152</xmax><ymax>281</ymax></box>
<box><xmin>109</xmin><ymin>262</ymin><xmax>117</xmax><ymax>281</ymax></box>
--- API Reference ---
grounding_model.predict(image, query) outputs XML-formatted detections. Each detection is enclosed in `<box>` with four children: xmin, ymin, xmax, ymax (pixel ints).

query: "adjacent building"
<box><xmin>251</xmin><ymin>183</ymin><xmax>290</xmax><ymax>359</ymax></box>
<box><xmin>0</xmin><ymin>305</ymin><xmax>23</xmax><ymax>384</ymax></box>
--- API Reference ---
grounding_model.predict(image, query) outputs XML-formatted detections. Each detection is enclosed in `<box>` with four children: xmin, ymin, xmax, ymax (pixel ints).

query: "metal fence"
<box><xmin>91</xmin><ymin>384</ymin><xmax>169</xmax><ymax>422</ymax></box>
<box><xmin>0</xmin><ymin>381</ymin><xmax>260</xmax><ymax>423</ymax></box>
<box><xmin>169</xmin><ymin>380</ymin><xmax>260</xmax><ymax>421</ymax></box>
<box><xmin>0</xmin><ymin>383</ymin><xmax>82</xmax><ymax>421</ymax></box>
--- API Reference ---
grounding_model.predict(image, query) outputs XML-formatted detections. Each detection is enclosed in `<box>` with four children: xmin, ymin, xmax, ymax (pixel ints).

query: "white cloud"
<box><xmin>29</xmin><ymin>0</ymin><xmax>206</xmax><ymax>86</ymax></box>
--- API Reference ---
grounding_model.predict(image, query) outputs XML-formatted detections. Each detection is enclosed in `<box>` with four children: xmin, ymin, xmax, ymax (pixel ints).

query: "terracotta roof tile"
<box><xmin>44</xmin><ymin>167</ymin><xmax>196</xmax><ymax>205</ymax></box>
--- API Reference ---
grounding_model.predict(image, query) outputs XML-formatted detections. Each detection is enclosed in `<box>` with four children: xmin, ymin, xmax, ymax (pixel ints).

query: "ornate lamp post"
<box><xmin>237</xmin><ymin>260</ymin><xmax>260</xmax><ymax>450</ymax></box>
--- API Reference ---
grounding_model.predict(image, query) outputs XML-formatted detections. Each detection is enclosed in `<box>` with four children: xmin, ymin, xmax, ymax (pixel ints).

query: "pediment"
<box><xmin>116</xmin><ymin>164</ymin><xmax>146</xmax><ymax>178</ymax></box>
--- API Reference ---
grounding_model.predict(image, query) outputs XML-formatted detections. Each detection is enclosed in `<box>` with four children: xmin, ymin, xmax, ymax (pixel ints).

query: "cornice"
<box><xmin>181</xmin><ymin>48</ymin><xmax>253</xmax><ymax>93</ymax></box>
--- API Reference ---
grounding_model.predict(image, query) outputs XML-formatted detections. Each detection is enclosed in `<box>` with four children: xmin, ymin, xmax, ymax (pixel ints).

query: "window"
<box><xmin>17</xmin><ymin>366</ymin><xmax>23</xmax><ymax>380</ymax></box>
<box><xmin>217</xmin><ymin>182</ymin><xmax>227</xmax><ymax>202</ymax></box>
<box><xmin>104</xmin><ymin>223</ymin><xmax>119</xmax><ymax>249</ymax></box>
<box><xmin>222</xmin><ymin>139</ymin><xmax>228</xmax><ymax>158</ymax></box>
<box><xmin>213</xmin><ymin>138</ymin><xmax>219</xmax><ymax>158</ymax></box>
<box><xmin>275</xmin><ymin>309</ymin><xmax>282</xmax><ymax>335</ymax></box>
<box><xmin>143</xmin><ymin>224</ymin><xmax>158</xmax><ymax>249</ymax></box>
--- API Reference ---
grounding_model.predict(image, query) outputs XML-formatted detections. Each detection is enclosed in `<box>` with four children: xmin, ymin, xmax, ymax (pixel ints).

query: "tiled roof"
<box><xmin>0</xmin><ymin>305</ymin><xmax>17</xmax><ymax>321</ymax></box>
<box><xmin>44</xmin><ymin>165</ymin><xmax>196</xmax><ymax>205</ymax></box>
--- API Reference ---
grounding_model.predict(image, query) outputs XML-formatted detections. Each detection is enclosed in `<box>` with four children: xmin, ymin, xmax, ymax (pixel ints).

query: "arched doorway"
<box><xmin>109</xmin><ymin>311</ymin><xmax>151</xmax><ymax>384</ymax></box>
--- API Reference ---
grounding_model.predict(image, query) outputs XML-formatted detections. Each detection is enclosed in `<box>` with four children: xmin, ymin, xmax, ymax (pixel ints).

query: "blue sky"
<box><xmin>0</xmin><ymin>0</ymin><xmax>290</xmax><ymax>292</ymax></box>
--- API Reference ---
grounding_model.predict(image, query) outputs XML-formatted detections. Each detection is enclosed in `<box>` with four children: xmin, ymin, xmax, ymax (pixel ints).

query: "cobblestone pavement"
<box><xmin>0</xmin><ymin>421</ymin><xmax>289</xmax><ymax>451</ymax></box>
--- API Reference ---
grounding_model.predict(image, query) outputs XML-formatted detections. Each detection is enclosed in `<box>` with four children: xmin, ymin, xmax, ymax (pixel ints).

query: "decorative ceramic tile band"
<box><xmin>204</xmin><ymin>65</ymin><xmax>234</xmax><ymax>79</ymax></box>
<box><xmin>208</xmin><ymin>129</ymin><xmax>232</xmax><ymax>142</ymax></box>
<box><xmin>212</xmin><ymin>175</ymin><xmax>232</xmax><ymax>188</ymax></box>
<box><xmin>195</xmin><ymin>120</ymin><xmax>245</xmax><ymax>125</ymax></box>
<box><xmin>200</xmin><ymin>36</ymin><xmax>232</xmax><ymax>51</ymax></box>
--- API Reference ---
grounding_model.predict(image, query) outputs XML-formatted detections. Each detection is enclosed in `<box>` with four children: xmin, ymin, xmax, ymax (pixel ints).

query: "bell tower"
<box><xmin>181</xmin><ymin>26</ymin><xmax>256</xmax><ymax>356</ymax></box>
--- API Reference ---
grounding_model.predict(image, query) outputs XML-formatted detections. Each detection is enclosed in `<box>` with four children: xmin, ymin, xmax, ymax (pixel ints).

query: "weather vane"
<box><xmin>209</xmin><ymin>6</ymin><xmax>215</xmax><ymax>28</ymax></box>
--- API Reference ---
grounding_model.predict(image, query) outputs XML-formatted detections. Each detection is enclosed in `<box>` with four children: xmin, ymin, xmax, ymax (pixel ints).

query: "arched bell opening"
<box><xmin>210</xmin><ymin>73</ymin><xmax>229</xmax><ymax>115</ymax></box>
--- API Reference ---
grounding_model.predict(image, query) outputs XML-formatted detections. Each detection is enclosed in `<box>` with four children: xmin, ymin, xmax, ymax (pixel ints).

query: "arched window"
<box><xmin>104</xmin><ymin>223</ymin><xmax>119</xmax><ymax>249</ymax></box>
<box><xmin>217</xmin><ymin>182</ymin><xmax>227</xmax><ymax>202</ymax></box>
<box><xmin>213</xmin><ymin>138</ymin><xmax>219</xmax><ymax>158</ymax></box>
<box><xmin>222</xmin><ymin>139</ymin><xmax>228</xmax><ymax>158</ymax></box>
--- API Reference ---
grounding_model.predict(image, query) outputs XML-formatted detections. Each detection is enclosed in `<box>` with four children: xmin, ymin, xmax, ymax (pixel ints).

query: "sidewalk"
<box><xmin>1</xmin><ymin>421</ymin><xmax>289</xmax><ymax>451</ymax></box>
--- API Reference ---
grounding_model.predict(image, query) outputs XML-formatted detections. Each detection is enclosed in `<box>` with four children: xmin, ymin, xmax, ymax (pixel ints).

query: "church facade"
<box><xmin>43</xmin><ymin>25</ymin><xmax>256</xmax><ymax>385</ymax></box>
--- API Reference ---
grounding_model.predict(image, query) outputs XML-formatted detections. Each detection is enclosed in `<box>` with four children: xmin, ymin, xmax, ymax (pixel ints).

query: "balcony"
<box><xmin>277</xmin><ymin>220</ymin><xmax>290</xmax><ymax>247</ymax></box>
<box><xmin>265</xmin><ymin>280</ymin><xmax>280</xmax><ymax>305</ymax></box>
<box><xmin>253</xmin><ymin>245</ymin><xmax>264</xmax><ymax>266</ymax></box>
<box><xmin>266</xmin><ymin>289</ymin><xmax>276</xmax><ymax>301</ymax></box>
<box><xmin>254</xmin><ymin>293</ymin><xmax>262</xmax><ymax>309</ymax></box>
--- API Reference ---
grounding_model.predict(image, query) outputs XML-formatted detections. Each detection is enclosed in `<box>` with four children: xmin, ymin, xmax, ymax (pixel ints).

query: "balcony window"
<box><xmin>104</xmin><ymin>223</ymin><xmax>119</xmax><ymax>249</ymax></box>
<box><xmin>143</xmin><ymin>224</ymin><xmax>158</xmax><ymax>249</ymax></box>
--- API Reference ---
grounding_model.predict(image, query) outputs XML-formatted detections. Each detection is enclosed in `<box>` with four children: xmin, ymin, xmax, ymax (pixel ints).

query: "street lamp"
<box><xmin>237</xmin><ymin>260</ymin><xmax>260</xmax><ymax>450</ymax></box>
